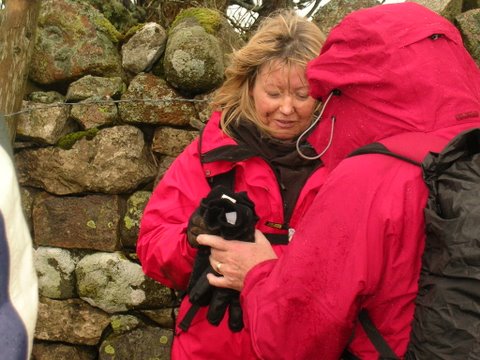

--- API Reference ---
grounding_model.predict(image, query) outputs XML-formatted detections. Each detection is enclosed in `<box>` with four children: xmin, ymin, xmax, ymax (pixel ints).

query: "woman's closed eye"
<box><xmin>266</xmin><ymin>91</ymin><xmax>281</xmax><ymax>98</ymax></box>
<box><xmin>296</xmin><ymin>92</ymin><xmax>310</xmax><ymax>100</ymax></box>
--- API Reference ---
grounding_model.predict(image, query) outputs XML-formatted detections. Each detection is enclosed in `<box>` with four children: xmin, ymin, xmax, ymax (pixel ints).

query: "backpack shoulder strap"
<box><xmin>358</xmin><ymin>310</ymin><xmax>400</xmax><ymax>360</ymax></box>
<box><xmin>349</xmin><ymin>143</ymin><xmax>422</xmax><ymax>166</ymax></box>
<box><xmin>349</xmin><ymin>132</ymin><xmax>449</xmax><ymax>165</ymax></box>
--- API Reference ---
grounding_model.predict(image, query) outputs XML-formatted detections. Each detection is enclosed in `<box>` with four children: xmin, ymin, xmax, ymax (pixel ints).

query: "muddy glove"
<box><xmin>187</xmin><ymin>209</ymin><xmax>208</xmax><ymax>248</ymax></box>
<box><xmin>180</xmin><ymin>185</ymin><xmax>258</xmax><ymax>332</ymax></box>
<box><xmin>184</xmin><ymin>200</ymin><xmax>215</xmax><ymax>306</ymax></box>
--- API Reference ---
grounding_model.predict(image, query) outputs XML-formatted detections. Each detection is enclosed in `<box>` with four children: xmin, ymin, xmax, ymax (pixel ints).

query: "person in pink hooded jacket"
<box><xmin>198</xmin><ymin>3</ymin><xmax>480</xmax><ymax>359</ymax></box>
<box><xmin>137</xmin><ymin>10</ymin><xmax>328</xmax><ymax>359</ymax></box>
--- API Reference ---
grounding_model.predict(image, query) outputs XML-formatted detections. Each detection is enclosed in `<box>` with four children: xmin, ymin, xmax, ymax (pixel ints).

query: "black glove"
<box><xmin>187</xmin><ymin>185</ymin><xmax>256</xmax><ymax>246</ymax></box>
<box><xmin>183</xmin><ymin>185</ymin><xmax>258</xmax><ymax>332</ymax></box>
<box><xmin>207</xmin><ymin>287</ymin><xmax>244</xmax><ymax>332</ymax></box>
<box><xmin>200</xmin><ymin>186</ymin><xmax>257</xmax><ymax>242</ymax></box>
<box><xmin>185</xmin><ymin>206</ymin><xmax>213</xmax><ymax>307</ymax></box>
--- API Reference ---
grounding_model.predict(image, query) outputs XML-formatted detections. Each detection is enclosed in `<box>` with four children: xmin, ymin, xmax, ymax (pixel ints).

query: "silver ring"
<box><xmin>216</xmin><ymin>262</ymin><xmax>222</xmax><ymax>273</ymax></box>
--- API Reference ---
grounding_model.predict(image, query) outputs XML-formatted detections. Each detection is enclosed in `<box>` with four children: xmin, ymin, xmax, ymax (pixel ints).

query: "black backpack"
<box><xmin>348</xmin><ymin>128</ymin><xmax>480</xmax><ymax>360</ymax></box>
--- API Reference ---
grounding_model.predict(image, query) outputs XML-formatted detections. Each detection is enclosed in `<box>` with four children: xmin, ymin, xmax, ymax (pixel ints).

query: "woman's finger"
<box><xmin>206</xmin><ymin>272</ymin><xmax>242</xmax><ymax>292</ymax></box>
<box><xmin>197</xmin><ymin>234</ymin><xmax>230</xmax><ymax>250</ymax></box>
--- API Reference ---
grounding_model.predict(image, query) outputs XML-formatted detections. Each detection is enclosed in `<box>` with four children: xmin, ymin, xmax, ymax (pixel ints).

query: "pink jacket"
<box><xmin>241</xmin><ymin>3</ymin><xmax>480</xmax><ymax>359</ymax></box>
<box><xmin>137</xmin><ymin>112</ymin><xmax>329</xmax><ymax>359</ymax></box>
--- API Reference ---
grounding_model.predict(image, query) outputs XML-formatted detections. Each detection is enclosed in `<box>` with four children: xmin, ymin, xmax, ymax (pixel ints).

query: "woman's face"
<box><xmin>251</xmin><ymin>60</ymin><xmax>317</xmax><ymax>141</ymax></box>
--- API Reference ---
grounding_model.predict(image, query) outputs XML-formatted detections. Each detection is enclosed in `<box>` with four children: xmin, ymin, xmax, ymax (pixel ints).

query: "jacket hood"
<box><xmin>306</xmin><ymin>2</ymin><xmax>480</xmax><ymax>171</ymax></box>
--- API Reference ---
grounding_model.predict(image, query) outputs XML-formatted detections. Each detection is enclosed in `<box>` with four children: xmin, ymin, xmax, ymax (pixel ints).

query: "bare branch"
<box><xmin>305</xmin><ymin>0</ymin><xmax>323</xmax><ymax>18</ymax></box>
<box><xmin>229</xmin><ymin>0</ymin><xmax>260</xmax><ymax>11</ymax></box>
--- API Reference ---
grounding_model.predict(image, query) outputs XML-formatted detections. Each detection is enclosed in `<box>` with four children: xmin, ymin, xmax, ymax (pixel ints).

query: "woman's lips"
<box><xmin>274</xmin><ymin>119</ymin><xmax>296</xmax><ymax>128</ymax></box>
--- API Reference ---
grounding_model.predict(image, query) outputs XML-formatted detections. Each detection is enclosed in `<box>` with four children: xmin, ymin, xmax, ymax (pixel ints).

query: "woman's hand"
<box><xmin>197</xmin><ymin>230</ymin><xmax>278</xmax><ymax>291</ymax></box>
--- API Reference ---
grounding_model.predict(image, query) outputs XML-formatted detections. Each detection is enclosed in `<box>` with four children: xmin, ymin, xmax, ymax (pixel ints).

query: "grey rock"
<box><xmin>16</xmin><ymin>125</ymin><xmax>157</xmax><ymax>195</ymax></box>
<box><xmin>119</xmin><ymin>73</ymin><xmax>198</xmax><ymax>126</ymax></box>
<box><xmin>35</xmin><ymin>297</ymin><xmax>110</xmax><ymax>345</ymax></box>
<box><xmin>151</xmin><ymin>126</ymin><xmax>198</xmax><ymax>157</ymax></box>
<box><xmin>168</xmin><ymin>8</ymin><xmax>243</xmax><ymax>69</ymax></box>
<box><xmin>122</xmin><ymin>22</ymin><xmax>167</xmax><ymax>74</ymax></box>
<box><xmin>32</xmin><ymin>342</ymin><xmax>96</xmax><ymax>360</ymax></box>
<box><xmin>110</xmin><ymin>314</ymin><xmax>141</xmax><ymax>334</ymax></box>
<box><xmin>16</xmin><ymin>100</ymin><xmax>77</xmax><ymax>145</ymax></box>
<box><xmin>121</xmin><ymin>191</ymin><xmax>152</xmax><ymax>248</ymax></box>
<box><xmin>70</xmin><ymin>97</ymin><xmax>119</xmax><ymax>129</ymax></box>
<box><xmin>29</xmin><ymin>0</ymin><xmax>123</xmax><ymax>85</ymax></box>
<box><xmin>34</xmin><ymin>247</ymin><xmax>80</xmax><ymax>299</ymax></box>
<box><xmin>193</xmin><ymin>91</ymin><xmax>215</xmax><ymax>128</ymax></box>
<box><xmin>408</xmin><ymin>0</ymin><xmax>463</xmax><ymax>21</ymax></box>
<box><xmin>153</xmin><ymin>155</ymin><xmax>176</xmax><ymax>187</ymax></box>
<box><xmin>164</xmin><ymin>24</ymin><xmax>224</xmax><ymax>95</ymax></box>
<box><xmin>66</xmin><ymin>75</ymin><xmax>126</xmax><ymax>101</ymax></box>
<box><xmin>76</xmin><ymin>252</ymin><xmax>174</xmax><ymax>313</ymax></box>
<box><xmin>32</xmin><ymin>193</ymin><xmax>123</xmax><ymax>251</ymax></box>
<box><xmin>82</xmin><ymin>0</ymin><xmax>145</xmax><ymax>33</ymax></box>
<box><xmin>455</xmin><ymin>9</ymin><xmax>480</xmax><ymax>66</ymax></box>
<box><xmin>99</xmin><ymin>326</ymin><xmax>173</xmax><ymax>360</ymax></box>
<box><xmin>141</xmin><ymin>309</ymin><xmax>175</xmax><ymax>329</ymax></box>
<box><xmin>313</xmin><ymin>0</ymin><xmax>380</xmax><ymax>35</ymax></box>
<box><xmin>28</xmin><ymin>91</ymin><xmax>65</xmax><ymax>103</ymax></box>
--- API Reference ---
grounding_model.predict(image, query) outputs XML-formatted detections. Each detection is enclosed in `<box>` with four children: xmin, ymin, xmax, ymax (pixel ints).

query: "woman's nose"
<box><xmin>280</xmin><ymin>96</ymin><xmax>294</xmax><ymax>115</ymax></box>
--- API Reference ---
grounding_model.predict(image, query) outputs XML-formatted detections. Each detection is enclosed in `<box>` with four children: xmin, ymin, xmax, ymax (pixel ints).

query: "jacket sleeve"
<box><xmin>136</xmin><ymin>139</ymin><xmax>212</xmax><ymax>290</ymax></box>
<box><xmin>240</xmin><ymin>157</ymin><xmax>425</xmax><ymax>359</ymax></box>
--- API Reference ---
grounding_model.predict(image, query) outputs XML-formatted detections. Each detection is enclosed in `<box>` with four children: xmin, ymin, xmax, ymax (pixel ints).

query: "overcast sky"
<box><xmin>229</xmin><ymin>1</ymin><xmax>407</xmax><ymax>24</ymax></box>
<box><xmin>299</xmin><ymin>0</ymin><xmax>406</xmax><ymax>15</ymax></box>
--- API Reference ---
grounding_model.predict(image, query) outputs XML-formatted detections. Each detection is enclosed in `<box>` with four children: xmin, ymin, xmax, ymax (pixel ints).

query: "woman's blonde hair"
<box><xmin>212</xmin><ymin>9</ymin><xmax>325</xmax><ymax>136</ymax></box>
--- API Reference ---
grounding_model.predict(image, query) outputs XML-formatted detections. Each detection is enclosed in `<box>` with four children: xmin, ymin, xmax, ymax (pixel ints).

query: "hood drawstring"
<box><xmin>296</xmin><ymin>90</ymin><xmax>338</xmax><ymax>160</ymax></box>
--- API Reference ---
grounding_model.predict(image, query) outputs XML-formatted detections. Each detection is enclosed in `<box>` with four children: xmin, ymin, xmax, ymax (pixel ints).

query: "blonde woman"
<box><xmin>137</xmin><ymin>10</ymin><xmax>326</xmax><ymax>359</ymax></box>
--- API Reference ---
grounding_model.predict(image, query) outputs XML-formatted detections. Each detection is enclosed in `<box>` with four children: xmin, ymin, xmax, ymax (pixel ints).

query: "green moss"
<box><xmin>170</xmin><ymin>8</ymin><xmax>222</xmax><ymax>35</ymax></box>
<box><xmin>124</xmin><ymin>23</ymin><xmax>146</xmax><ymax>42</ymax></box>
<box><xmin>104</xmin><ymin>344</ymin><xmax>115</xmax><ymax>355</ymax></box>
<box><xmin>124</xmin><ymin>216</ymin><xmax>135</xmax><ymax>230</ymax></box>
<box><xmin>93</xmin><ymin>15</ymin><xmax>124</xmax><ymax>44</ymax></box>
<box><xmin>110</xmin><ymin>318</ymin><xmax>122</xmax><ymax>332</ymax></box>
<box><xmin>130</xmin><ymin>191</ymin><xmax>150</xmax><ymax>207</ymax></box>
<box><xmin>98</xmin><ymin>105</ymin><xmax>112</xmax><ymax>114</ymax></box>
<box><xmin>86</xmin><ymin>220</ymin><xmax>97</xmax><ymax>229</ymax></box>
<box><xmin>116</xmin><ymin>252</ymin><xmax>127</xmax><ymax>260</ymax></box>
<box><xmin>123</xmin><ymin>192</ymin><xmax>150</xmax><ymax>230</ymax></box>
<box><xmin>56</xmin><ymin>128</ymin><xmax>99</xmax><ymax>150</ymax></box>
